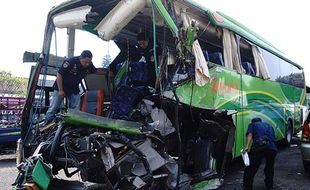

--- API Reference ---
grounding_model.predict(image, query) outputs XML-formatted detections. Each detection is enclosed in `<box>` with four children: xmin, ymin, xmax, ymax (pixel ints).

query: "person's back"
<box><xmin>248</xmin><ymin>119</ymin><xmax>277</xmax><ymax>152</ymax></box>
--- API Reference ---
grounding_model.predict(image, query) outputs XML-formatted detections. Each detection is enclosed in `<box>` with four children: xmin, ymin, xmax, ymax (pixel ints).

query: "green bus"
<box><xmin>173</xmin><ymin>2</ymin><xmax>307</xmax><ymax>157</ymax></box>
<box><xmin>18</xmin><ymin>0</ymin><xmax>307</xmax><ymax>188</ymax></box>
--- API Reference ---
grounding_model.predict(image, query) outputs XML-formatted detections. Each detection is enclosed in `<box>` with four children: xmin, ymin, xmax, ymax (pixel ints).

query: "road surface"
<box><xmin>1</xmin><ymin>140</ymin><xmax>309</xmax><ymax>190</ymax></box>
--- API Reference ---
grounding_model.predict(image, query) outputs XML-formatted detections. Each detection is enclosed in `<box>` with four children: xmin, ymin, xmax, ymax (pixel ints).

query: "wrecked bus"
<box><xmin>15</xmin><ymin>0</ymin><xmax>307</xmax><ymax>189</ymax></box>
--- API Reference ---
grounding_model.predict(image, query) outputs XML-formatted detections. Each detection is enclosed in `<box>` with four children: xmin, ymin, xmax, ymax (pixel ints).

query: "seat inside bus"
<box><xmin>82</xmin><ymin>73</ymin><xmax>110</xmax><ymax>116</ymax></box>
<box><xmin>202</xmin><ymin>50</ymin><xmax>224</xmax><ymax>66</ymax></box>
<box><xmin>110</xmin><ymin>60</ymin><xmax>150</xmax><ymax>120</ymax></box>
<box><xmin>209</xmin><ymin>52</ymin><xmax>224</xmax><ymax>66</ymax></box>
<box><xmin>241</xmin><ymin>62</ymin><xmax>256</xmax><ymax>76</ymax></box>
<box><xmin>81</xmin><ymin>89</ymin><xmax>104</xmax><ymax>116</ymax></box>
<box><xmin>84</xmin><ymin>73</ymin><xmax>110</xmax><ymax>97</ymax></box>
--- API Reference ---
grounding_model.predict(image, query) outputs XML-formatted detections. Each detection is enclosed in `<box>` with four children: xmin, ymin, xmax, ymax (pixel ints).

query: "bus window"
<box><xmin>50</xmin><ymin>28</ymin><xmax>119</xmax><ymax>69</ymax></box>
<box><xmin>262</xmin><ymin>49</ymin><xmax>281</xmax><ymax>81</ymax></box>
<box><xmin>198</xmin><ymin>25</ymin><xmax>224</xmax><ymax>67</ymax></box>
<box><xmin>50</xmin><ymin>28</ymin><xmax>67</xmax><ymax>60</ymax></box>
<box><xmin>239</xmin><ymin>39</ymin><xmax>256</xmax><ymax>76</ymax></box>
<box><xmin>75</xmin><ymin>30</ymin><xmax>119</xmax><ymax>68</ymax></box>
<box><xmin>278</xmin><ymin>59</ymin><xmax>293</xmax><ymax>86</ymax></box>
<box><xmin>292</xmin><ymin>66</ymin><xmax>305</xmax><ymax>88</ymax></box>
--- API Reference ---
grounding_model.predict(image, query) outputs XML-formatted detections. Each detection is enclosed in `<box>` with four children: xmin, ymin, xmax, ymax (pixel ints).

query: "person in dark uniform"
<box><xmin>45</xmin><ymin>50</ymin><xmax>104</xmax><ymax>123</ymax></box>
<box><xmin>243</xmin><ymin>117</ymin><xmax>278</xmax><ymax>190</ymax></box>
<box><xmin>136</xmin><ymin>32</ymin><xmax>162</xmax><ymax>88</ymax></box>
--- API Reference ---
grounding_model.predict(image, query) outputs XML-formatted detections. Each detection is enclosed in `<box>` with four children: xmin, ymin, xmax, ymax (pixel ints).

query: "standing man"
<box><xmin>45</xmin><ymin>50</ymin><xmax>104</xmax><ymax>123</ymax></box>
<box><xmin>136</xmin><ymin>32</ymin><xmax>162</xmax><ymax>88</ymax></box>
<box><xmin>243</xmin><ymin>117</ymin><xmax>278</xmax><ymax>190</ymax></box>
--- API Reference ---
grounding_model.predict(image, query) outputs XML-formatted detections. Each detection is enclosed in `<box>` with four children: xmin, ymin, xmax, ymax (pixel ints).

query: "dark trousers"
<box><xmin>243</xmin><ymin>149</ymin><xmax>277</xmax><ymax>190</ymax></box>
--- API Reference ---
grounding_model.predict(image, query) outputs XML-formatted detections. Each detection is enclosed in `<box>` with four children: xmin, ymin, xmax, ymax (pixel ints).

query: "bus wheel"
<box><xmin>285</xmin><ymin>122</ymin><xmax>293</xmax><ymax>146</ymax></box>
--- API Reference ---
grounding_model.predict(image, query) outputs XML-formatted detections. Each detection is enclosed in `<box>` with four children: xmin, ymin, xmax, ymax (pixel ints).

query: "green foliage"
<box><xmin>0</xmin><ymin>70</ymin><xmax>28</xmax><ymax>96</ymax></box>
<box><xmin>102</xmin><ymin>54</ymin><xmax>112</xmax><ymax>69</ymax></box>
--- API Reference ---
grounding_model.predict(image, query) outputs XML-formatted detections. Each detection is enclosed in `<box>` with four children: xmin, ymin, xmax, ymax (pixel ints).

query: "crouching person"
<box><xmin>243</xmin><ymin>117</ymin><xmax>278</xmax><ymax>190</ymax></box>
<box><xmin>45</xmin><ymin>50</ymin><xmax>103</xmax><ymax>123</ymax></box>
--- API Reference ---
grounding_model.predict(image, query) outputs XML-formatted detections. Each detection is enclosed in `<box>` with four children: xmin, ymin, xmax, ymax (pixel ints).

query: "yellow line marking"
<box><xmin>300</xmin><ymin>87</ymin><xmax>306</xmax><ymax>105</ymax></box>
<box><xmin>252</xmin><ymin>100</ymin><xmax>284</xmax><ymax>119</ymax></box>
<box><xmin>217</xmin><ymin>90</ymin><xmax>286</xmax><ymax>109</ymax></box>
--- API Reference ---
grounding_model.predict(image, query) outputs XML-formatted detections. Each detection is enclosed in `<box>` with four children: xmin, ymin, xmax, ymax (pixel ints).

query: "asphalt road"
<box><xmin>219</xmin><ymin>139</ymin><xmax>310</xmax><ymax>190</ymax></box>
<box><xmin>0</xmin><ymin>152</ymin><xmax>17</xmax><ymax>190</ymax></box>
<box><xmin>1</xmin><ymin>140</ymin><xmax>309</xmax><ymax>190</ymax></box>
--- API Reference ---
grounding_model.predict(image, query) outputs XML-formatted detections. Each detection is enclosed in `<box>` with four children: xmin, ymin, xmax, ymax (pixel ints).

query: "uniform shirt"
<box><xmin>137</xmin><ymin>40</ymin><xmax>162</xmax><ymax>87</ymax></box>
<box><xmin>54</xmin><ymin>56</ymin><xmax>97</xmax><ymax>96</ymax></box>
<box><xmin>247</xmin><ymin>121</ymin><xmax>278</xmax><ymax>151</ymax></box>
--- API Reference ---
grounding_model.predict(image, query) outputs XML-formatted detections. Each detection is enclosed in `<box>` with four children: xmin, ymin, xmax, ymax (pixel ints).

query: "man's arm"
<box><xmin>243</xmin><ymin>123</ymin><xmax>254</xmax><ymax>153</ymax></box>
<box><xmin>88</xmin><ymin>63</ymin><xmax>105</xmax><ymax>75</ymax></box>
<box><xmin>56</xmin><ymin>73</ymin><xmax>65</xmax><ymax>98</ymax></box>
<box><xmin>243</xmin><ymin>133</ymin><xmax>252</xmax><ymax>153</ymax></box>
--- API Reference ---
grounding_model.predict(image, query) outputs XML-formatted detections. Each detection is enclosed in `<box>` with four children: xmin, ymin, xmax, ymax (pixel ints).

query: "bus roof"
<box><xmin>48</xmin><ymin>0</ymin><xmax>302</xmax><ymax>69</ymax></box>
<box><xmin>185</xmin><ymin>0</ymin><xmax>302</xmax><ymax>69</ymax></box>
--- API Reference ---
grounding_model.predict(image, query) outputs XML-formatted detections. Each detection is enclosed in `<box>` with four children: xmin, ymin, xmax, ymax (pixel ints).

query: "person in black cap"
<box><xmin>45</xmin><ymin>50</ymin><xmax>104</xmax><ymax>123</ymax></box>
<box><xmin>136</xmin><ymin>32</ymin><xmax>162</xmax><ymax>88</ymax></box>
<box><xmin>243</xmin><ymin>117</ymin><xmax>278</xmax><ymax>190</ymax></box>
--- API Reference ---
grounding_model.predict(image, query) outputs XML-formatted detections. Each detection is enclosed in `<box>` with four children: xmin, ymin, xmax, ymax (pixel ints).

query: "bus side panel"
<box><xmin>176</xmin><ymin>67</ymin><xmax>243</xmax><ymax>157</ymax></box>
<box><xmin>240</xmin><ymin>75</ymin><xmax>300</xmax><ymax>142</ymax></box>
<box><xmin>175</xmin><ymin>67</ymin><xmax>242</xmax><ymax>110</ymax></box>
<box><xmin>175</xmin><ymin>67</ymin><xmax>303</xmax><ymax>157</ymax></box>
<box><xmin>278</xmin><ymin>83</ymin><xmax>306</xmax><ymax>134</ymax></box>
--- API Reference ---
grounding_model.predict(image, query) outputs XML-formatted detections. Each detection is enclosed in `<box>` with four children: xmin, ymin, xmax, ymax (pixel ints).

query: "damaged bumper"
<box><xmin>14</xmin><ymin>106</ymin><xmax>235</xmax><ymax>189</ymax></box>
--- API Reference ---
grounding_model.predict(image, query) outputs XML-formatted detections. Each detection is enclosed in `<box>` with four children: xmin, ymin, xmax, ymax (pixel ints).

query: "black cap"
<box><xmin>80</xmin><ymin>50</ymin><xmax>93</xmax><ymax>58</ymax></box>
<box><xmin>137</xmin><ymin>32</ymin><xmax>149</xmax><ymax>41</ymax></box>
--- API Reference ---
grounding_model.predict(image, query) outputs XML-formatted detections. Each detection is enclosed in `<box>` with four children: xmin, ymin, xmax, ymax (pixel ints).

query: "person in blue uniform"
<box><xmin>243</xmin><ymin>117</ymin><xmax>278</xmax><ymax>190</ymax></box>
<box><xmin>136</xmin><ymin>32</ymin><xmax>162</xmax><ymax>88</ymax></box>
<box><xmin>45</xmin><ymin>50</ymin><xmax>104</xmax><ymax>123</ymax></box>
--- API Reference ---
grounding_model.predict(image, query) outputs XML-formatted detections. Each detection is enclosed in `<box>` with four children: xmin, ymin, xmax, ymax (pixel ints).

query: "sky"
<box><xmin>0</xmin><ymin>0</ymin><xmax>309</xmax><ymax>84</ymax></box>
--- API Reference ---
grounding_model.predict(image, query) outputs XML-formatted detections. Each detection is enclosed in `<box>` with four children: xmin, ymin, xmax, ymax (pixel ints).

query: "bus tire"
<box><xmin>284</xmin><ymin>121</ymin><xmax>293</xmax><ymax>146</ymax></box>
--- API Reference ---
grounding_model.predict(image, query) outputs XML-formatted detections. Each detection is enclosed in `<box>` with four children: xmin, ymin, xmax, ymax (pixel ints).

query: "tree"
<box><xmin>0</xmin><ymin>70</ymin><xmax>28</xmax><ymax>96</ymax></box>
<box><xmin>102</xmin><ymin>54</ymin><xmax>112</xmax><ymax>69</ymax></box>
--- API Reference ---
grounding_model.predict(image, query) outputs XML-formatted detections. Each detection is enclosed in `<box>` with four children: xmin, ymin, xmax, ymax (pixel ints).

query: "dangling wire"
<box><xmin>159</xmin><ymin>25</ymin><xmax>167</xmax><ymax>95</ymax></box>
<box><xmin>198</xmin><ymin>21</ymin><xmax>211</xmax><ymax>39</ymax></box>
<box><xmin>153</xmin><ymin>1</ymin><xmax>182</xmax><ymax>187</ymax></box>
<box><xmin>151</xmin><ymin>2</ymin><xmax>158</xmax><ymax>78</ymax></box>
<box><xmin>126</xmin><ymin>38</ymin><xmax>129</xmax><ymax>61</ymax></box>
